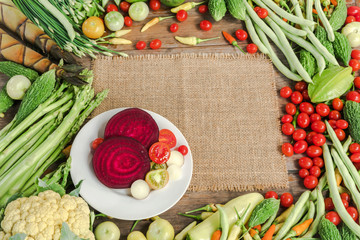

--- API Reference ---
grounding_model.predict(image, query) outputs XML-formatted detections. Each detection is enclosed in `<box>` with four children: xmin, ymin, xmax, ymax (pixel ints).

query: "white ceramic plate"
<box><xmin>70</xmin><ymin>108</ymin><xmax>193</xmax><ymax>220</ymax></box>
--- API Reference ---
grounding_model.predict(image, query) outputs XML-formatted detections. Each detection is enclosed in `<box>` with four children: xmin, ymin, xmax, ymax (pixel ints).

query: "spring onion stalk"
<box><xmin>323</xmin><ymin>144</ymin><xmax>360</xmax><ymax>238</ymax></box>
<box><xmin>302</xmin><ymin>189</ymin><xmax>325</xmax><ymax>238</ymax></box>
<box><xmin>254</xmin><ymin>23</ymin><xmax>303</xmax><ymax>81</ymax></box>
<box><xmin>265</xmin><ymin>18</ymin><xmax>313</xmax><ymax>83</ymax></box>
<box><xmin>305</xmin><ymin>0</ymin><xmax>314</xmax><ymax>31</ymax></box>
<box><xmin>314</xmin><ymin>0</ymin><xmax>334</xmax><ymax>41</ymax></box>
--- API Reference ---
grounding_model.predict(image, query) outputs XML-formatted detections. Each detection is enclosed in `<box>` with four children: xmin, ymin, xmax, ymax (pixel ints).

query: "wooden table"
<box><xmin>0</xmin><ymin>0</ymin><xmax>357</xmax><ymax>237</ymax></box>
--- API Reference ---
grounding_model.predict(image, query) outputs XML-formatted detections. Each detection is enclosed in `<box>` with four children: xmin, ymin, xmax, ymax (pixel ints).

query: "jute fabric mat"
<box><xmin>91</xmin><ymin>53</ymin><xmax>288</xmax><ymax>191</ymax></box>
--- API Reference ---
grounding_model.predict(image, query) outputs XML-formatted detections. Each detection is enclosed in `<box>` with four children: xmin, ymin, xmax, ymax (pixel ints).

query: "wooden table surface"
<box><xmin>0</xmin><ymin>0</ymin><xmax>358</xmax><ymax>238</ymax></box>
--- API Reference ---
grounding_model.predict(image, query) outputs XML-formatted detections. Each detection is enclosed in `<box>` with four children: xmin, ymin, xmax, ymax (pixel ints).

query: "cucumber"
<box><xmin>329</xmin><ymin>0</ymin><xmax>347</xmax><ymax>31</ymax></box>
<box><xmin>300</xmin><ymin>50</ymin><xmax>316</xmax><ymax>77</ymax></box>
<box><xmin>333</xmin><ymin>31</ymin><xmax>352</xmax><ymax>66</ymax></box>
<box><xmin>225</xmin><ymin>0</ymin><xmax>246</xmax><ymax>20</ymax></box>
<box><xmin>208</xmin><ymin>0</ymin><xmax>227</xmax><ymax>21</ymax></box>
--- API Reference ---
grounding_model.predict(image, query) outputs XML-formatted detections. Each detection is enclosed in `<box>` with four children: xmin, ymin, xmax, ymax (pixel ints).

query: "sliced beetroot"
<box><xmin>104</xmin><ymin>108</ymin><xmax>159</xmax><ymax>149</ymax></box>
<box><xmin>92</xmin><ymin>136</ymin><xmax>151</xmax><ymax>188</ymax></box>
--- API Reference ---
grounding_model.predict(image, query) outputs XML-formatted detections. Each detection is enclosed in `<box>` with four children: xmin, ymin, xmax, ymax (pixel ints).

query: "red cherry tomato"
<box><xmin>342</xmin><ymin>199</ymin><xmax>349</xmax><ymax>208</ymax></box>
<box><xmin>281</xmin><ymin>114</ymin><xmax>293</xmax><ymax>123</ymax></box>
<box><xmin>92</xmin><ymin>137</ymin><xmax>104</xmax><ymax>150</ymax></box>
<box><xmin>355</xmin><ymin>13</ymin><xmax>360</xmax><ymax>21</ymax></box>
<box><xmin>282</xmin><ymin>143</ymin><xmax>294</xmax><ymax>157</ymax></box>
<box><xmin>159</xmin><ymin>129</ymin><xmax>177</xmax><ymax>148</ymax></box>
<box><xmin>120</xmin><ymin>1</ymin><xmax>130</xmax><ymax>12</ymax></box>
<box><xmin>350</xmin><ymin>143</ymin><xmax>360</xmax><ymax>154</ymax></box>
<box><xmin>304</xmin><ymin>175</ymin><xmax>318</xmax><ymax>189</ymax></box>
<box><xmin>178</xmin><ymin>145</ymin><xmax>188</xmax><ymax>156</ymax></box>
<box><xmin>350</xmin><ymin>153</ymin><xmax>360</xmax><ymax>163</ymax></box>
<box><xmin>106</xmin><ymin>4</ymin><xmax>118</xmax><ymax>12</ymax></box>
<box><xmin>349</xmin><ymin>59</ymin><xmax>360</xmax><ymax>71</ymax></box>
<box><xmin>297</xmin><ymin>113</ymin><xmax>310</xmax><ymax>128</ymax></box>
<box><xmin>150</xmin><ymin>39</ymin><xmax>162</xmax><ymax>49</ymax></box>
<box><xmin>298</xmin><ymin>157</ymin><xmax>313</xmax><ymax>169</ymax></box>
<box><xmin>199</xmin><ymin>20</ymin><xmax>212</xmax><ymax>31</ymax></box>
<box><xmin>257</xmin><ymin>8</ymin><xmax>268</xmax><ymax>18</ymax></box>
<box><xmin>299</xmin><ymin>168</ymin><xmax>309</xmax><ymax>178</ymax></box>
<box><xmin>313</xmin><ymin>157</ymin><xmax>324</xmax><ymax>168</ymax></box>
<box><xmin>355</xmin><ymin>77</ymin><xmax>360</xmax><ymax>89</ymax></box>
<box><xmin>332</xmin><ymin>98</ymin><xmax>344</xmax><ymax>111</ymax></box>
<box><xmin>280</xmin><ymin>193</ymin><xmax>293</xmax><ymax>208</ymax></box>
<box><xmin>310</xmin><ymin>113</ymin><xmax>321</xmax><ymax>123</ymax></box>
<box><xmin>149</xmin><ymin>142</ymin><xmax>171</xmax><ymax>164</ymax></box>
<box><xmin>149</xmin><ymin>0</ymin><xmax>161</xmax><ymax>10</ymax></box>
<box><xmin>329</xmin><ymin>110</ymin><xmax>341</xmax><ymax>120</ymax></box>
<box><xmin>311</xmin><ymin>121</ymin><xmax>326</xmax><ymax>133</ymax></box>
<box><xmin>341</xmin><ymin>193</ymin><xmax>350</xmax><ymax>202</ymax></box>
<box><xmin>286</xmin><ymin>103</ymin><xmax>297</xmax><ymax>115</ymax></box>
<box><xmin>348</xmin><ymin>6</ymin><xmax>360</xmax><ymax>16</ymax></box>
<box><xmin>325</xmin><ymin>211</ymin><xmax>341</xmax><ymax>226</ymax></box>
<box><xmin>336</xmin><ymin>119</ymin><xmax>348</xmax><ymax>129</ymax></box>
<box><xmin>347</xmin><ymin>207</ymin><xmax>359</xmax><ymax>222</ymax></box>
<box><xmin>169</xmin><ymin>23</ymin><xmax>179</xmax><ymax>32</ymax></box>
<box><xmin>307</xmin><ymin>145</ymin><xmax>323</xmax><ymax>158</ymax></box>
<box><xmin>235</xmin><ymin>29</ymin><xmax>248</xmax><ymax>41</ymax></box>
<box><xmin>265</xmin><ymin>191</ymin><xmax>278</xmax><ymax>199</ymax></box>
<box><xmin>176</xmin><ymin>10</ymin><xmax>188</xmax><ymax>21</ymax></box>
<box><xmin>306</xmin><ymin>131</ymin><xmax>317</xmax><ymax>144</ymax></box>
<box><xmin>328</xmin><ymin>119</ymin><xmax>337</xmax><ymax>129</ymax></box>
<box><xmin>124</xmin><ymin>16</ymin><xmax>133</xmax><ymax>27</ymax></box>
<box><xmin>246</xmin><ymin>43</ymin><xmax>258</xmax><ymax>54</ymax></box>
<box><xmin>280</xmin><ymin>86</ymin><xmax>292</xmax><ymax>98</ymax></box>
<box><xmin>346</xmin><ymin>16</ymin><xmax>356</xmax><ymax>24</ymax></box>
<box><xmin>282</xmin><ymin>123</ymin><xmax>295</xmax><ymax>135</ymax></box>
<box><xmin>254</xmin><ymin>6</ymin><xmax>261</xmax><ymax>12</ymax></box>
<box><xmin>335</xmin><ymin>128</ymin><xmax>346</xmax><ymax>141</ymax></box>
<box><xmin>136</xmin><ymin>41</ymin><xmax>146</xmax><ymax>50</ymax></box>
<box><xmin>294</xmin><ymin>140</ymin><xmax>308</xmax><ymax>154</ymax></box>
<box><xmin>293</xmin><ymin>129</ymin><xmax>306</xmax><ymax>141</ymax></box>
<box><xmin>309</xmin><ymin>165</ymin><xmax>321</xmax><ymax>177</ymax></box>
<box><xmin>291</xmin><ymin>91</ymin><xmax>303</xmax><ymax>104</ymax></box>
<box><xmin>299</xmin><ymin>102</ymin><xmax>314</xmax><ymax>115</ymax></box>
<box><xmin>352</xmin><ymin>49</ymin><xmax>360</xmax><ymax>60</ymax></box>
<box><xmin>295</xmin><ymin>81</ymin><xmax>307</xmax><ymax>91</ymax></box>
<box><xmin>324</xmin><ymin>198</ymin><xmax>335</xmax><ymax>211</ymax></box>
<box><xmin>198</xmin><ymin>4</ymin><xmax>208</xmax><ymax>13</ymax></box>
<box><xmin>302</xmin><ymin>89</ymin><xmax>310</xmax><ymax>101</ymax></box>
<box><xmin>346</xmin><ymin>91</ymin><xmax>360</xmax><ymax>102</ymax></box>
<box><xmin>312</xmin><ymin>133</ymin><xmax>326</xmax><ymax>146</ymax></box>
<box><xmin>316</xmin><ymin>103</ymin><xmax>330</xmax><ymax>117</ymax></box>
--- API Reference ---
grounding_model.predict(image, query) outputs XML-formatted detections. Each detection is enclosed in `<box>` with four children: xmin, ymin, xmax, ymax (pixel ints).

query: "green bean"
<box><xmin>342</xmin><ymin>135</ymin><xmax>352</xmax><ymax>153</ymax></box>
<box><xmin>314</xmin><ymin>0</ymin><xmax>334</xmax><ymax>41</ymax></box>
<box><xmin>303</xmin><ymin>189</ymin><xmax>325</xmax><ymax>238</ymax></box>
<box><xmin>244</xmin><ymin>17</ymin><xmax>269</xmax><ymax>54</ymax></box>
<box><xmin>305</xmin><ymin>0</ymin><xmax>314</xmax><ymax>31</ymax></box>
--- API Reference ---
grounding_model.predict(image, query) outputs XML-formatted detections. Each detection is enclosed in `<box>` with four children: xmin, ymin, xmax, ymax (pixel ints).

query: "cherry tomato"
<box><xmin>341</xmin><ymin>193</ymin><xmax>350</xmax><ymax>202</ymax></box>
<box><xmin>150</xmin><ymin>39</ymin><xmax>162</xmax><ymax>49</ymax></box>
<box><xmin>302</xmin><ymin>89</ymin><xmax>310</xmax><ymax>101</ymax></box>
<box><xmin>107</xmin><ymin>4</ymin><xmax>118</xmax><ymax>12</ymax></box>
<box><xmin>293</xmin><ymin>129</ymin><xmax>306</xmax><ymax>141</ymax></box>
<box><xmin>346</xmin><ymin>16</ymin><xmax>356</xmax><ymax>24</ymax></box>
<box><xmin>124</xmin><ymin>16</ymin><xmax>133</xmax><ymax>27</ymax></box>
<box><xmin>198</xmin><ymin>4</ymin><xmax>208</xmax><ymax>13</ymax></box>
<box><xmin>199</xmin><ymin>20</ymin><xmax>212</xmax><ymax>31</ymax></box>
<box><xmin>336</xmin><ymin>119</ymin><xmax>348</xmax><ymax>129</ymax></box>
<box><xmin>298</xmin><ymin>157</ymin><xmax>313</xmax><ymax>169</ymax></box>
<box><xmin>282</xmin><ymin>123</ymin><xmax>295</xmax><ymax>135</ymax></box>
<box><xmin>347</xmin><ymin>207</ymin><xmax>359</xmax><ymax>222</ymax></box>
<box><xmin>307</xmin><ymin>145</ymin><xmax>323</xmax><ymax>158</ymax></box>
<box><xmin>280</xmin><ymin>86</ymin><xmax>292</xmax><ymax>98</ymax></box>
<box><xmin>325</xmin><ymin>211</ymin><xmax>341</xmax><ymax>226</ymax></box>
<box><xmin>136</xmin><ymin>40</ymin><xmax>146</xmax><ymax>50</ymax></box>
<box><xmin>355</xmin><ymin>13</ymin><xmax>360</xmax><ymax>21</ymax></box>
<box><xmin>324</xmin><ymin>197</ymin><xmax>335</xmax><ymax>211</ymax></box>
<box><xmin>328</xmin><ymin>119</ymin><xmax>337</xmax><ymax>129</ymax></box>
<box><xmin>299</xmin><ymin>168</ymin><xmax>309</xmax><ymax>178</ymax></box>
<box><xmin>295</xmin><ymin>81</ymin><xmax>307</xmax><ymax>91</ymax></box>
<box><xmin>280</xmin><ymin>193</ymin><xmax>293</xmax><ymax>208</ymax></box>
<box><xmin>313</xmin><ymin>157</ymin><xmax>324</xmax><ymax>168</ymax></box>
<box><xmin>348</xmin><ymin>6</ymin><xmax>360</xmax><ymax>16</ymax></box>
<box><xmin>257</xmin><ymin>8</ymin><xmax>268</xmax><ymax>18</ymax></box>
<box><xmin>149</xmin><ymin>0</ymin><xmax>161</xmax><ymax>10</ymax></box>
<box><xmin>342</xmin><ymin>199</ymin><xmax>349</xmax><ymax>208</ymax></box>
<box><xmin>297</xmin><ymin>113</ymin><xmax>310</xmax><ymax>128</ymax></box>
<box><xmin>352</xmin><ymin>49</ymin><xmax>360</xmax><ymax>60</ymax></box>
<box><xmin>82</xmin><ymin>16</ymin><xmax>105</xmax><ymax>39</ymax></box>
<box><xmin>311</xmin><ymin>121</ymin><xmax>326</xmax><ymax>133</ymax></box>
<box><xmin>149</xmin><ymin>142</ymin><xmax>171</xmax><ymax>164</ymax></box>
<box><xmin>286</xmin><ymin>103</ymin><xmax>297</xmax><ymax>115</ymax></box>
<box><xmin>332</xmin><ymin>98</ymin><xmax>344</xmax><ymax>111</ymax></box>
<box><xmin>281</xmin><ymin>114</ymin><xmax>293</xmax><ymax>123</ymax></box>
<box><xmin>335</xmin><ymin>128</ymin><xmax>346</xmax><ymax>141</ymax></box>
<box><xmin>235</xmin><ymin>29</ymin><xmax>248</xmax><ymax>41</ymax></box>
<box><xmin>282</xmin><ymin>143</ymin><xmax>294</xmax><ymax>157</ymax></box>
<box><xmin>316</xmin><ymin>103</ymin><xmax>330</xmax><ymax>117</ymax></box>
<box><xmin>299</xmin><ymin>102</ymin><xmax>314</xmax><ymax>115</ymax></box>
<box><xmin>306</xmin><ymin>131</ymin><xmax>317</xmax><ymax>144</ymax></box>
<box><xmin>346</xmin><ymin>91</ymin><xmax>360</xmax><ymax>103</ymax></box>
<box><xmin>350</xmin><ymin>153</ymin><xmax>360</xmax><ymax>163</ymax></box>
<box><xmin>254</xmin><ymin>6</ymin><xmax>261</xmax><ymax>12</ymax></box>
<box><xmin>310</xmin><ymin>113</ymin><xmax>321</xmax><ymax>123</ymax></box>
<box><xmin>312</xmin><ymin>133</ymin><xmax>326</xmax><ymax>146</ymax></box>
<box><xmin>309</xmin><ymin>165</ymin><xmax>321</xmax><ymax>177</ymax></box>
<box><xmin>169</xmin><ymin>23</ymin><xmax>179</xmax><ymax>32</ymax></box>
<box><xmin>246</xmin><ymin>43</ymin><xmax>258</xmax><ymax>54</ymax></box>
<box><xmin>294</xmin><ymin>140</ymin><xmax>308</xmax><ymax>154</ymax></box>
<box><xmin>92</xmin><ymin>137</ymin><xmax>104</xmax><ymax>150</ymax></box>
<box><xmin>350</xmin><ymin>143</ymin><xmax>360</xmax><ymax>154</ymax></box>
<box><xmin>178</xmin><ymin>145</ymin><xmax>188</xmax><ymax>156</ymax></box>
<box><xmin>329</xmin><ymin>110</ymin><xmax>341</xmax><ymax>120</ymax></box>
<box><xmin>304</xmin><ymin>175</ymin><xmax>318</xmax><ymax>189</ymax></box>
<box><xmin>349</xmin><ymin>59</ymin><xmax>360</xmax><ymax>71</ymax></box>
<box><xmin>159</xmin><ymin>129</ymin><xmax>177</xmax><ymax>148</ymax></box>
<box><xmin>176</xmin><ymin>10</ymin><xmax>188</xmax><ymax>21</ymax></box>
<box><xmin>291</xmin><ymin>91</ymin><xmax>303</xmax><ymax>104</ymax></box>
<box><xmin>120</xmin><ymin>1</ymin><xmax>131</xmax><ymax>12</ymax></box>
<box><xmin>265</xmin><ymin>191</ymin><xmax>278</xmax><ymax>199</ymax></box>
<box><xmin>354</xmin><ymin>77</ymin><xmax>360</xmax><ymax>90</ymax></box>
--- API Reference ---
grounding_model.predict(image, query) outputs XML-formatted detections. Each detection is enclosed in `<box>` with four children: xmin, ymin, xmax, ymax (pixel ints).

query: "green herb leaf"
<box><xmin>9</xmin><ymin>233</ymin><xmax>27</xmax><ymax>240</ymax></box>
<box><xmin>69</xmin><ymin>180</ymin><xmax>83</xmax><ymax>197</ymax></box>
<box><xmin>60</xmin><ymin>222</ymin><xmax>88</xmax><ymax>240</ymax></box>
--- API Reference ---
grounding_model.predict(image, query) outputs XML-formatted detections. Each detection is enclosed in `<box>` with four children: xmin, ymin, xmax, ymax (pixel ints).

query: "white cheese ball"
<box><xmin>167</xmin><ymin>165</ymin><xmax>182</xmax><ymax>181</ymax></box>
<box><xmin>131</xmin><ymin>180</ymin><xmax>150</xmax><ymax>200</ymax></box>
<box><xmin>166</xmin><ymin>150</ymin><xmax>184</xmax><ymax>167</ymax></box>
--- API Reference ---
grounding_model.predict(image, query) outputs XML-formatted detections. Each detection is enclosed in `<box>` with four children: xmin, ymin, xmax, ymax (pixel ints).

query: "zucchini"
<box><xmin>329</xmin><ymin>0</ymin><xmax>347</xmax><ymax>31</ymax></box>
<box><xmin>300</xmin><ymin>50</ymin><xmax>316</xmax><ymax>77</ymax></box>
<box><xmin>0</xmin><ymin>61</ymin><xmax>39</xmax><ymax>82</ymax></box>
<box><xmin>333</xmin><ymin>32</ymin><xmax>352</xmax><ymax>66</ymax></box>
<box><xmin>318</xmin><ymin>217</ymin><xmax>341</xmax><ymax>240</ymax></box>
<box><xmin>340</xmin><ymin>222</ymin><xmax>357</xmax><ymax>240</ymax></box>
<box><xmin>344</xmin><ymin>100</ymin><xmax>360</xmax><ymax>143</ymax></box>
<box><xmin>208</xmin><ymin>0</ymin><xmax>227</xmax><ymax>21</ymax></box>
<box><xmin>247</xmin><ymin>198</ymin><xmax>280</xmax><ymax>228</ymax></box>
<box><xmin>225</xmin><ymin>0</ymin><xmax>246</xmax><ymax>20</ymax></box>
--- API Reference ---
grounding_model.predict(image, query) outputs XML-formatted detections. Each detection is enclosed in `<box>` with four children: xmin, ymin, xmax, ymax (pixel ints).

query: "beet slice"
<box><xmin>92</xmin><ymin>136</ymin><xmax>151</xmax><ymax>188</ymax></box>
<box><xmin>104</xmin><ymin>108</ymin><xmax>159</xmax><ymax>149</ymax></box>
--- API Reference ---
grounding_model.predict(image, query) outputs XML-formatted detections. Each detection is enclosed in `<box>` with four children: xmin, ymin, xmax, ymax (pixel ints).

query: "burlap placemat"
<box><xmin>91</xmin><ymin>53</ymin><xmax>288</xmax><ymax>191</ymax></box>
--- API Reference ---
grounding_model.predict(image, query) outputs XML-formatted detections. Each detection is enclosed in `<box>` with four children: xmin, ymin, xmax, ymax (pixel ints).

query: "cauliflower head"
<box><xmin>0</xmin><ymin>190</ymin><xmax>95</xmax><ymax>240</ymax></box>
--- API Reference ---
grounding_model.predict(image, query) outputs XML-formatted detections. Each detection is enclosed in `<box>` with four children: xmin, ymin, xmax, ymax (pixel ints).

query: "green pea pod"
<box><xmin>308</xmin><ymin>66</ymin><xmax>354</xmax><ymax>103</ymax></box>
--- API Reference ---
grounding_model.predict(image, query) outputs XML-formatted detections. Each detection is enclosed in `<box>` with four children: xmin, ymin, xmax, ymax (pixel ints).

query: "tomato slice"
<box><xmin>158</xmin><ymin>129</ymin><xmax>177</xmax><ymax>148</ymax></box>
<box><xmin>149</xmin><ymin>142</ymin><xmax>171</xmax><ymax>164</ymax></box>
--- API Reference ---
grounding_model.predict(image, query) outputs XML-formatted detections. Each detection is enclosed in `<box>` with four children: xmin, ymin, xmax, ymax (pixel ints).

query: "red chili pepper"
<box><xmin>222</xmin><ymin>31</ymin><xmax>245</xmax><ymax>53</ymax></box>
